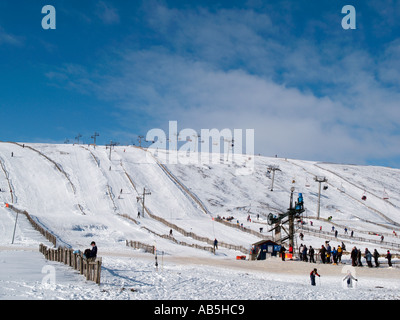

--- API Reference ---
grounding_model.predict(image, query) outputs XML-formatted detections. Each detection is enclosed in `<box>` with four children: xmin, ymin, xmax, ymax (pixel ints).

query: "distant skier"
<box><xmin>310</xmin><ymin>268</ymin><xmax>320</xmax><ymax>286</ymax></box>
<box><xmin>213</xmin><ymin>238</ymin><xmax>218</xmax><ymax>250</ymax></box>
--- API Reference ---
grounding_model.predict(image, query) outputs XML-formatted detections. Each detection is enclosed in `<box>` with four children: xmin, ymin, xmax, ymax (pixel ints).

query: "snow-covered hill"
<box><xmin>1</xmin><ymin>142</ymin><xmax>400</xmax><ymax>255</ymax></box>
<box><xmin>1</xmin><ymin>141</ymin><xmax>399</xmax><ymax>300</ymax></box>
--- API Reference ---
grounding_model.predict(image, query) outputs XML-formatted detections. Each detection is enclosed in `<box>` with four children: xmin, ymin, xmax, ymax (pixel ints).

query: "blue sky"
<box><xmin>1</xmin><ymin>0</ymin><xmax>400</xmax><ymax>167</ymax></box>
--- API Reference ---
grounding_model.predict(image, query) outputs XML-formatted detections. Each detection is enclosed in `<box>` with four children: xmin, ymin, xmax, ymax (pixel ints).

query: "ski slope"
<box><xmin>1</xmin><ymin>141</ymin><xmax>400</xmax><ymax>300</ymax></box>
<box><xmin>1</xmin><ymin>142</ymin><xmax>400</xmax><ymax>256</ymax></box>
<box><xmin>1</xmin><ymin>204</ymin><xmax>399</xmax><ymax>300</ymax></box>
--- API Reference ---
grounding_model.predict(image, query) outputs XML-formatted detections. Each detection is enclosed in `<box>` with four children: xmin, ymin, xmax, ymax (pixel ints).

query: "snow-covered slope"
<box><xmin>1</xmin><ymin>142</ymin><xmax>400</xmax><ymax>300</ymax></box>
<box><xmin>1</xmin><ymin>141</ymin><xmax>400</xmax><ymax>257</ymax></box>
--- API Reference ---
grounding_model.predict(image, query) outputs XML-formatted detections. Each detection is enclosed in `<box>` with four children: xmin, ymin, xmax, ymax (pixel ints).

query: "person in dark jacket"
<box><xmin>373</xmin><ymin>249</ymin><xmax>380</xmax><ymax>267</ymax></box>
<box><xmin>332</xmin><ymin>247</ymin><xmax>338</xmax><ymax>264</ymax></box>
<box><xmin>351</xmin><ymin>247</ymin><xmax>358</xmax><ymax>266</ymax></box>
<box><xmin>302</xmin><ymin>245</ymin><xmax>308</xmax><ymax>262</ymax></box>
<box><xmin>320</xmin><ymin>245</ymin><xmax>326</xmax><ymax>264</ymax></box>
<box><xmin>326</xmin><ymin>243</ymin><xmax>332</xmax><ymax>263</ymax></box>
<box><xmin>386</xmin><ymin>250</ymin><xmax>392</xmax><ymax>267</ymax></box>
<box><xmin>309</xmin><ymin>246</ymin><xmax>315</xmax><ymax>263</ymax></box>
<box><xmin>364</xmin><ymin>248</ymin><xmax>373</xmax><ymax>267</ymax></box>
<box><xmin>310</xmin><ymin>268</ymin><xmax>320</xmax><ymax>286</ymax></box>
<box><xmin>213</xmin><ymin>238</ymin><xmax>218</xmax><ymax>250</ymax></box>
<box><xmin>89</xmin><ymin>241</ymin><xmax>97</xmax><ymax>258</ymax></box>
<box><xmin>280</xmin><ymin>246</ymin><xmax>286</xmax><ymax>261</ymax></box>
<box><xmin>83</xmin><ymin>241</ymin><xmax>97</xmax><ymax>259</ymax></box>
<box><xmin>357</xmin><ymin>248</ymin><xmax>362</xmax><ymax>266</ymax></box>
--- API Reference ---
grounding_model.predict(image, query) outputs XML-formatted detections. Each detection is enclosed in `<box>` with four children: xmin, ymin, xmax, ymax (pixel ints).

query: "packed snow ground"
<box><xmin>0</xmin><ymin>142</ymin><xmax>399</xmax><ymax>300</ymax></box>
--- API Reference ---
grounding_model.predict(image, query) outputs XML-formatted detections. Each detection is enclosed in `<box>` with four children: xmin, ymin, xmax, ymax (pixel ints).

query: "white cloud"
<box><xmin>83</xmin><ymin>48</ymin><xmax>400</xmax><ymax>164</ymax></box>
<box><xmin>0</xmin><ymin>26</ymin><xmax>23</xmax><ymax>46</ymax></box>
<box><xmin>45</xmin><ymin>2</ymin><xmax>400</xmax><ymax>165</ymax></box>
<box><xmin>96</xmin><ymin>1</ymin><xmax>120</xmax><ymax>25</ymax></box>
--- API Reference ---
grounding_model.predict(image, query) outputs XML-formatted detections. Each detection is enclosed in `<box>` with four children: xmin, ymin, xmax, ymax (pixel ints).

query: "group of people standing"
<box><xmin>295</xmin><ymin>241</ymin><xmax>394</xmax><ymax>267</ymax></box>
<box><xmin>350</xmin><ymin>247</ymin><xmax>393</xmax><ymax>267</ymax></box>
<box><xmin>319</xmin><ymin>241</ymin><xmax>344</xmax><ymax>264</ymax></box>
<box><xmin>294</xmin><ymin>241</ymin><xmax>345</xmax><ymax>264</ymax></box>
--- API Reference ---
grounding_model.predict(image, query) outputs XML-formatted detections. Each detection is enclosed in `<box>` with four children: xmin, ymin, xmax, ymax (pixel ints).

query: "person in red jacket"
<box><xmin>310</xmin><ymin>268</ymin><xmax>320</xmax><ymax>286</ymax></box>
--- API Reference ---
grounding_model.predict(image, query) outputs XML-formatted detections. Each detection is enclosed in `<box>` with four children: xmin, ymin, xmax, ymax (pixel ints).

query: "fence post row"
<box><xmin>8</xmin><ymin>204</ymin><xmax>57</xmax><ymax>246</ymax></box>
<box><xmin>39</xmin><ymin>243</ymin><xmax>102</xmax><ymax>284</ymax></box>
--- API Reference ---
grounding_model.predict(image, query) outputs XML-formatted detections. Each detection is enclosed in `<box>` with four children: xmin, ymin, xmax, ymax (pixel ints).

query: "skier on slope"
<box><xmin>343</xmin><ymin>270</ymin><xmax>358</xmax><ymax>288</ymax></box>
<box><xmin>310</xmin><ymin>268</ymin><xmax>320</xmax><ymax>286</ymax></box>
<box><xmin>213</xmin><ymin>238</ymin><xmax>218</xmax><ymax>250</ymax></box>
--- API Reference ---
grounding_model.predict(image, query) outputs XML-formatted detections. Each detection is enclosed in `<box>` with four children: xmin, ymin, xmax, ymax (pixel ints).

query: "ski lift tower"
<box><xmin>136</xmin><ymin>187</ymin><xmax>151</xmax><ymax>218</ymax></box>
<box><xmin>91</xmin><ymin>132</ymin><xmax>100</xmax><ymax>147</ymax></box>
<box><xmin>267</xmin><ymin>165</ymin><xmax>281</xmax><ymax>191</ymax></box>
<box><xmin>314</xmin><ymin>176</ymin><xmax>328</xmax><ymax>220</ymax></box>
<box><xmin>75</xmin><ymin>133</ymin><xmax>82</xmax><ymax>145</ymax></box>
<box><xmin>137</xmin><ymin>135</ymin><xmax>145</xmax><ymax>148</ymax></box>
<box><xmin>267</xmin><ymin>187</ymin><xmax>305</xmax><ymax>249</ymax></box>
<box><xmin>106</xmin><ymin>140</ymin><xmax>118</xmax><ymax>161</ymax></box>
